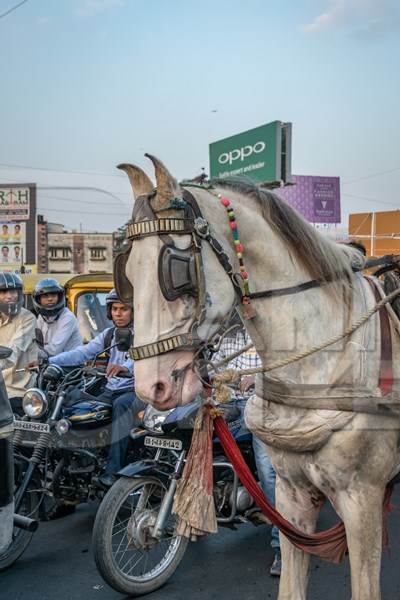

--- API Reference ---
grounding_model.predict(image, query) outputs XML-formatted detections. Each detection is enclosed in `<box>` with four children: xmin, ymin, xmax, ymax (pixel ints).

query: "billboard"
<box><xmin>0</xmin><ymin>222</ymin><xmax>26</xmax><ymax>271</ymax></box>
<box><xmin>0</xmin><ymin>184</ymin><xmax>36</xmax><ymax>273</ymax></box>
<box><xmin>349</xmin><ymin>210</ymin><xmax>400</xmax><ymax>257</ymax></box>
<box><xmin>0</xmin><ymin>186</ymin><xmax>30</xmax><ymax>220</ymax></box>
<box><xmin>209</xmin><ymin>121</ymin><xmax>292</xmax><ymax>184</ymax></box>
<box><xmin>276</xmin><ymin>175</ymin><xmax>341</xmax><ymax>224</ymax></box>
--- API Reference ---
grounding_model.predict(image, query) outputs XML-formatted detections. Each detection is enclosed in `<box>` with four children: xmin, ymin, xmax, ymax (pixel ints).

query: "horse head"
<box><xmin>116</xmin><ymin>156</ymin><xmax>236</xmax><ymax>410</ymax></box>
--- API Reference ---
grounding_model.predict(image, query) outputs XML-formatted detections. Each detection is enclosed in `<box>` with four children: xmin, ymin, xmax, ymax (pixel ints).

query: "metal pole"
<box><xmin>371</xmin><ymin>212</ymin><xmax>376</xmax><ymax>256</ymax></box>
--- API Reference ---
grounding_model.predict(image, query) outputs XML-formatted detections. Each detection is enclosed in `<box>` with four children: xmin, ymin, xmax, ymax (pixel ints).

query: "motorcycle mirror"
<box><xmin>114</xmin><ymin>328</ymin><xmax>132</xmax><ymax>352</ymax></box>
<box><xmin>35</xmin><ymin>328</ymin><xmax>44</xmax><ymax>348</ymax></box>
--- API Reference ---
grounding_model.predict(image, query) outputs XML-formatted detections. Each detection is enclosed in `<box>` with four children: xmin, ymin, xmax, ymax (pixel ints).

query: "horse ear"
<box><xmin>117</xmin><ymin>163</ymin><xmax>154</xmax><ymax>200</ymax></box>
<box><xmin>145</xmin><ymin>154</ymin><xmax>181</xmax><ymax>211</ymax></box>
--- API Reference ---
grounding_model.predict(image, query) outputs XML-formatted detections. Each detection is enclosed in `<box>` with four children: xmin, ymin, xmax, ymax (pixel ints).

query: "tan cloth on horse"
<box><xmin>245</xmin><ymin>276</ymin><xmax>400</xmax><ymax>453</ymax></box>
<box><xmin>0</xmin><ymin>308</ymin><xmax>38</xmax><ymax>397</ymax></box>
<box><xmin>245</xmin><ymin>392</ymin><xmax>355</xmax><ymax>452</ymax></box>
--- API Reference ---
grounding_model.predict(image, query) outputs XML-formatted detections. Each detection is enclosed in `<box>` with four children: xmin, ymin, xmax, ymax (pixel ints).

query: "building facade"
<box><xmin>47</xmin><ymin>231</ymin><xmax>114</xmax><ymax>274</ymax></box>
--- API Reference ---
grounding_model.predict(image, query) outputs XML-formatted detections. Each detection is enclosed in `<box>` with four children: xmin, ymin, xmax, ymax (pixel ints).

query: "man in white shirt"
<box><xmin>32</xmin><ymin>278</ymin><xmax>82</xmax><ymax>358</ymax></box>
<box><xmin>0</xmin><ymin>272</ymin><xmax>38</xmax><ymax>399</ymax></box>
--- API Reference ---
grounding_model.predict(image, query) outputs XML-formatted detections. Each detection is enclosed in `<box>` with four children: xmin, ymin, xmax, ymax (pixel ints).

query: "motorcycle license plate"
<box><xmin>14</xmin><ymin>420</ymin><xmax>50</xmax><ymax>434</ymax></box>
<box><xmin>144</xmin><ymin>436</ymin><xmax>182</xmax><ymax>451</ymax></box>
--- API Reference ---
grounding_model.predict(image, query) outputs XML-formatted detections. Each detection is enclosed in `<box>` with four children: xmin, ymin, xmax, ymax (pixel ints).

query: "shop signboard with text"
<box><xmin>0</xmin><ymin>184</ymin><xmax>36</xmax><ymax>273</ymax></box>
<box><xmin>0</xmin><ymin>186</ymin><xmax>30</xmax><ymax>220</ymax></box>
<box><xmin>209</xmin><ymin>121</ymin><xmax>292</xmax><ymax>184</ymax></box>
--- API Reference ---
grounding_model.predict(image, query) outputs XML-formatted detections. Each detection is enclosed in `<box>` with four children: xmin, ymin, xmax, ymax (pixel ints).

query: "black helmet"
<box><xmin>106</xmin><ymin>288</ymin><xmax>132</xmax><ymax>320</ymax></box>
<box><xmin>32</xmin><ymin>278</ymin><xmax>65</xmax><ymax>318</ymax></box>
<box><xmin>0</xmin><ymin>272</ymin><xmax>23</xmax><ymax>317</ymax></box>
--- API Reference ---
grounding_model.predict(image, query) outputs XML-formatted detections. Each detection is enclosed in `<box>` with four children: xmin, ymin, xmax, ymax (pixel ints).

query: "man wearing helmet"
<box><xmin>0</xmin><ymin>273</ymin><xmax>38</xmax><ymax>399</ymax></box>
<box><xmin>49</xmin><ymin>289</ymin><xmax>143</xmax><ymax>487</ymax></box>
<box><xmin>33</xmin><ymin>278</ymin><xmax>82</xmax><ymax>358</ymax></box>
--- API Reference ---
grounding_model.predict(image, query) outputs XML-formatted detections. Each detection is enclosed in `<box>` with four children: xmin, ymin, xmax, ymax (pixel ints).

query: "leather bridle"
<box><xmin>122</xmin><ymin>188</ymin><xmax>242</xmax><ymax>361</ymax></box>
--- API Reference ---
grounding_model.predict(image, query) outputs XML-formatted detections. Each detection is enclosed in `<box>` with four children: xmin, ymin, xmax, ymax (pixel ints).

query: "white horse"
<box><xmin>116</xmin><ymin>155</ymin><xmax>400</xmax><ymax>600</ymax></box>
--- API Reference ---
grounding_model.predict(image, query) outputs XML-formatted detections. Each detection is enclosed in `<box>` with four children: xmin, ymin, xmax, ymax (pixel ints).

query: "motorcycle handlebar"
<box><xmin>83</xmin><ymin>366</ymin><xmax>131</xmax><ymax>379</ymax></box>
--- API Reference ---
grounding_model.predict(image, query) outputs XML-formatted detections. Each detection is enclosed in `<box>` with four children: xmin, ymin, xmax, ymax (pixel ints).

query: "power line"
<box><xmin>342</xmin><ymin>167</ymin><xmax>400</xmax><ymax>185</ymax></box>
<box><xmin>37</xmin><ymin>186</ymin><xmax>125</xmax><ymax>203</ymax></box>
<box><xmin>0</xmin><ymin>176</ymin><xmax>130</xmax><ymax>202</ymax></box>
<box><xmin>0</xmin><ymin>0</ymin><xmax>30</xmax><ymax>20</ymax></box>
<box><xmin>39</xmin><ymin>192</ymin><xmax>129</xmax><ymax>207</ymax></box>
<box><xmin>0</xmin><ymin>161</ymin><xmax>125</xmax><ymax>179</ymax></box>
<box><xmin>342</xmin><ymin>192</ymin><xmax>399</xmax><ymax>207</ymax></box>
<box><xmin>39</xmin><ymin>207</ymin><xmax>128</xmax><ymax>217</ymax></box>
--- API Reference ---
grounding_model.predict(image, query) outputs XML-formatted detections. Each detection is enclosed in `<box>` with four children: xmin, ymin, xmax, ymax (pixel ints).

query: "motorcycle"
<box><xmin>92</xmin><ymin>395</ymin><xmax>266</xmax><ymax>596</ymax></box>
<box><xmin>0</xmin><ymin>345</ymin><xmax>38</xmax><ymax>572</ymax></box>
<box><xmin>0</xmin><ymin>328</ymin><xmax>146</xmax><ymax>571</ymax></box>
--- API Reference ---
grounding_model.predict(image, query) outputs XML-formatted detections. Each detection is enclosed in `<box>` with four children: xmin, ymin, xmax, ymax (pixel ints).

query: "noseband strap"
<box><xmin>128</xmin><ymin>332</ymin><xmax>202</xmax><ymax>361</ymax></box>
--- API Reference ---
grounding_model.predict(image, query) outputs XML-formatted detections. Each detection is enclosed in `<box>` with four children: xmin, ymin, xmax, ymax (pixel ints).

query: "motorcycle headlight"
<box><xmin>22</xmin><ymin>388</ymin><xmax>48</xmax><ymax>419</ymax></box>
<box><xmin>143</xmin><ymin>406</ymin><xmax>173</xmax><ymax>432</ymax></box>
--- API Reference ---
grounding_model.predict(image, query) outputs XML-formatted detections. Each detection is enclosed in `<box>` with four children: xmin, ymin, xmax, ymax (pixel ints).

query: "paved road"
<box><xmin>2</xmin><ymin>489</ymin><xmax>400</xmax><ymax>600</ymax></box>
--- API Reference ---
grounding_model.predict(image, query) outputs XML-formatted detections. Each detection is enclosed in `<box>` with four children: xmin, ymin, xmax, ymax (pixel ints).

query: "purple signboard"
<box><xmin>276</xmin><ymin>175</ymin><xmax>341</xmax><ymax>224</ymax></box>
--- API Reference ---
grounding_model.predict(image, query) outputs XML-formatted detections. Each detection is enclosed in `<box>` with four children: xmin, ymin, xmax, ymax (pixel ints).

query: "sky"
<box><xmin>1</xmin><ymin>0</ymin><xmax>400</xmax><ymax>231</ymax></box>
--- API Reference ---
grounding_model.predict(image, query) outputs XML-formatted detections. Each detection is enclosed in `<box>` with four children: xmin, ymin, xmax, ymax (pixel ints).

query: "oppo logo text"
<box><xmin>218</xmin><ymin>141</ymin><xmax>266</xmax><ymax>165</ymax></box>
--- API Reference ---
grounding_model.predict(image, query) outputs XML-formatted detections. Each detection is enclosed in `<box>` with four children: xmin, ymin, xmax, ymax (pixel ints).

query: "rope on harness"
<box><xmin>212</xmin><ymin>287</ymin><xmax>400</xmax><ymax>404</ymax></box>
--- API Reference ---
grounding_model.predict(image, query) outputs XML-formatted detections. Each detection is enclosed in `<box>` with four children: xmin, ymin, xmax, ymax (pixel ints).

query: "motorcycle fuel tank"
<box><xmin>63</xmin><ymin>400</ymin><xmax>112</xmax><ymax>430</ymax></box>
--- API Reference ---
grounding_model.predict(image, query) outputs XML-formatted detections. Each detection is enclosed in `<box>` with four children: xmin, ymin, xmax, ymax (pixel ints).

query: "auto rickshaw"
<box><xmin>22</xmin><ymin>272</ymin><xmax>114</xmax><ymax>342</ymax></box>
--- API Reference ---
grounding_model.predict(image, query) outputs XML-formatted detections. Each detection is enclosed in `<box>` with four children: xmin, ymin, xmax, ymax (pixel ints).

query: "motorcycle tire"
<box><xmin>93</xmin><ymin>476</ymin><xmax>189</xmax><ymax>596</ymax></box>
<box><xmin>0</xmin><ymin>480</ymin><xmax>40</xmax><ymax>572</ymax></box>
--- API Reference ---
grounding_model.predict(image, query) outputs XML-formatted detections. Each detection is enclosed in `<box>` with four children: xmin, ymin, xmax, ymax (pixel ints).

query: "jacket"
<box><xmin>0</xmin><ymin>308</ymin><xmax>38</xmax><ymax>398</ymax></box>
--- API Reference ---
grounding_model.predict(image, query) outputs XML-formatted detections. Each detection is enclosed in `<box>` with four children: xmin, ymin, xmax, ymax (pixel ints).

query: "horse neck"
<box><xmin>195</xmin><ymin>187</ymin><xmax>351</xmax><ymax>366</ymax></box>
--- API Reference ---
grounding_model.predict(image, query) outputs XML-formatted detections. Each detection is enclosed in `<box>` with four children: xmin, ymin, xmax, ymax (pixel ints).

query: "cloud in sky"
<box><xmin>75</xmin><ymin>0</ymin><xmax>125</xmax><ymax>18</ymax></box>
<box><xmin>303</xmin><ymin>0</ymin><xmax>400</xmax><ymax>35</ymax></box>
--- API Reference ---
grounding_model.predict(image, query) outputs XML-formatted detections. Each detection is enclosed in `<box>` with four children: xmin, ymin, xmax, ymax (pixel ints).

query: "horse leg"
<box><xmin>334</xmin><ymin>487</ymin><xmax>385</xmax><ymax>600</ymax></box>
<box><xmin>276</xmin><ymin>475</ymin><xmax>324</xmax><ymax>600</ymax></box>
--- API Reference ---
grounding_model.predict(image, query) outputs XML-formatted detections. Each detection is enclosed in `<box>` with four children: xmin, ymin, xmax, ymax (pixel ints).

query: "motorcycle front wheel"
<box><xmin>93</xmin><ymin>476</ymin><xmax>189</xmax><ymax>596</ymax></box>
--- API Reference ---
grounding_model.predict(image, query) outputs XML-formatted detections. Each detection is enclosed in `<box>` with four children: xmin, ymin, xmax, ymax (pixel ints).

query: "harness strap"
<box><xmin>249</xmin><ymin>277</ymin><xmax>332</xmax><ymax>300</ymax></box>
<box><xmin>129</xmin><ymin>332</ymin><xmax>201</xmax><ymax>361</ymax></box>
<box><xmin>126</xmin><ymin>218</ymin><xmax>195</xmax><ymax>239</ymax></box>
<box><xmin>366</xmin><ymin>278</ymin><xmax>393</xmax><ymax>395</ymax></box>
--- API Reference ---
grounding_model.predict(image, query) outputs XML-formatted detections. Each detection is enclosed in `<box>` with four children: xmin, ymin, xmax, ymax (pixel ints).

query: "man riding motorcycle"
<box><xmin>49</xmin><ymin>289</ymin><xmax>144</xmax><ymax>488</ymax></box>
<box><xmin>33</xmin><ymin>278</ymin><xmax>82</xmax><ymax>358</ymax></box>
<box><xmin>0</xmin><ymin>273</ymin><xmax>38</xmax><ymax>401</ymax></box>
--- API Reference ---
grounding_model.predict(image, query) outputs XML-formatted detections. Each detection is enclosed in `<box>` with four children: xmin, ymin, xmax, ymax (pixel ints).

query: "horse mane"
<box><xmin>211</xmin><ymin>177</ymin><xmax>360</xmax><ymax>289</ymax></box>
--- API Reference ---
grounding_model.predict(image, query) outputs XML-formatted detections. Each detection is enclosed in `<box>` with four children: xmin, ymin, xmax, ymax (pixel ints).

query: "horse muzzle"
<box><xmin>134</xmin><ymin>353</ymin><xmax>203</xmax><ymax>410</ymax></box>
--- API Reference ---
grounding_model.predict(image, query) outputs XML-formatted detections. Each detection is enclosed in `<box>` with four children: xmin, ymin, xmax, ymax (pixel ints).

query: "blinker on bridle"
<box><xmin>124</xmin><ymin>187</ymin><xmax>249</xmax><ymax>361</ymax></box>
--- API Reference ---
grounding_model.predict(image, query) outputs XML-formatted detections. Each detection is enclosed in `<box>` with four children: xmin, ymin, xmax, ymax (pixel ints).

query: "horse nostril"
<box><xmin>153</xmin><ymin>381</ymin><xmax>169</xmax><ymax>401</ymax></box>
